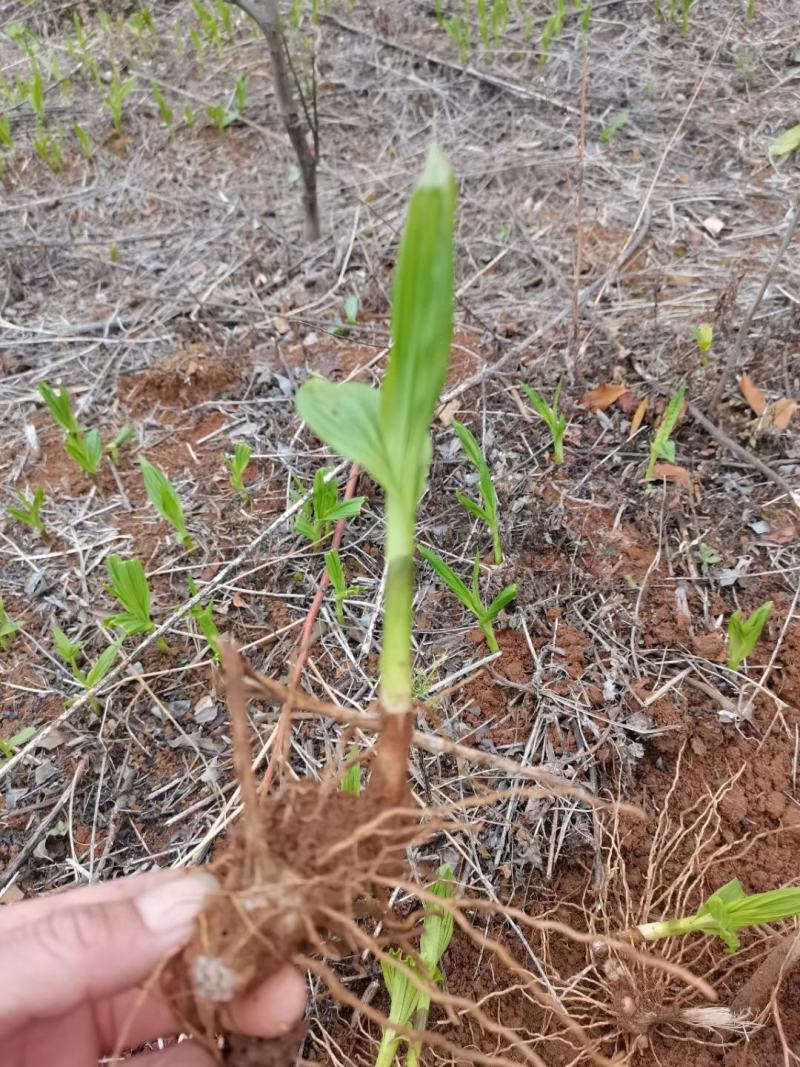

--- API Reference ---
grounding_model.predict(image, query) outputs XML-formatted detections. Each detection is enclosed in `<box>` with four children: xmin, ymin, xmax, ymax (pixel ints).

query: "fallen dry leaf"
<box><xmin>739</xmin><ymin>374</ymin><xmax>767</xmax><ymax>415</ymax></box>
<box><xmin>651</xmin><ymin>463</ymin><xmax>693</xmax><ymax>492</ymax></box>
<box><xmin>580</xmin><ymin>383</ymin><xmax>628</xmax><ymax>411</ymax></box>
<box><xmin>616</xmin><ymin>390</ymin><xmax>641</xmax><ymax>415</ymax></box>
<box><xmin>772</xmin><ymin>397</ymin><xmax>798</xmax><ymax>430</ymax></box>
<box><xmin>702</xmin><ymin>215</ymin><xmax>725</xmax><ymax>237</ymax></box>
<box><xmin>630</xmin><ymin>397</ymin><xmax>649</xmax><ymax>435</ymax></box>
<box><xmin>438</xmin><ymin>397</ymin><xmax>461</xmax><ymax>426</ymax></box>
<box><xmin>231</xmin><ymin>592</ymin><xmax>249</xmax><ymax>609</ymax></box>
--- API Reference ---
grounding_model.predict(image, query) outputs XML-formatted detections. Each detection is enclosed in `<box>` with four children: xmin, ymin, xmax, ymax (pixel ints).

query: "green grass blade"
<box><xmin>419</xmin><ymin>545</ymin><xmax>478</xmax><ymax>615</ymax></box>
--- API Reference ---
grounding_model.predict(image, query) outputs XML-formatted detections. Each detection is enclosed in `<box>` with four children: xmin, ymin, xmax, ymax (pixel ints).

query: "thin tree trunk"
<box><xmin>231</xmin><ymin>0</ymin><xmax>321</xmax><ymax>242</ymax></box>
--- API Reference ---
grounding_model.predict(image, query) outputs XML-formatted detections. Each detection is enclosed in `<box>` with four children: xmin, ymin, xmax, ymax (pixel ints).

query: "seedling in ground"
<box><xmin>696</xmin><ymin>542</ymin><xmax>721</xmax><ymax>576</ymax></box>
<box><xmin>187</xmin><ymin>577</ymin><xmax>221</xmax><ymax>660</ymax></box>
<box><xmin>0</xmin><ymin>726</ymin><xmax>36</xmax><ymax>760</ymax></box>
<box><xmin>139</xmin><ymin>457</ymin><xmax>194</xmax><ymax>550</ymax></box>
<box><xmin>332</xmin><ymin>294</ymin><xmax>359</xmax><ymax>336</ymax></box>
<box><xmin>293</xmin><ymin>467</ymin><xmax>365</xmax><ymax>545</ymax></box>
<box><xmin>727</xmin><ymin>600</ymin><xmax>772</xmax><ymax>671</ymax></box>
<box><xmin>206</xmin><ymin>102</ymin><xmax>235</xmax><ymax>134</ymax></box>
<box><xmin>106</xmin><ymin>425</ymin><xmax>135</xmax><ymax>465</ymax></box>
<box><xmin>103</xmin><ymin>70</ymin><xmax>135</xmax><ymax>130</ymax></box>
<box><xmin>105</xmin><ymin>554</ymin><xmax>167</xmax><ymax>650</ymax></box>
<box><xmin>520</xmin><ymin>380</ymin><xmax>566</xmax><ymax>463</ymax></box>
<box><xmin>64</xmin><ymin>428</ymin><xmax>103</xmax><ymax>476</ymax></box>
<box><xmin>52</xmin><ymin>624</ymin><xmax>123</xmax><ymax>710</ymax></box>
<box><xmin>633</xmin><ymin>879</ymin><xmax>800</xmax><ymax>953</ymax></box>
<box><xmin>691</xmin><ymin>323</ymin><xmax>713</xmax><ymax>365</ymax></box>
<box><xmin>297</xmin><ymin>146</ymin><xmax>456</xmax><ymax>789</ymax></box>
<box><xmin>151</xmin><ymin>82</ymin><xmax>173</xmax><ymax>125</ymax></box>
<box><xmin>0</xmin><ymin>595</ymin><xmax>18</xmax><ymax>650</ymax></box>
<box><xmin>376</xmin><ymin>865</ymin><xmax>455</xmax><ymax>1067</ymax></box>
<box><xmin>7</xmin><ymin>486</ymin><xmax>45</xmax><ymax>534</ymax></box>
<box><xmin>419</xmin><ymin>546</ymin><xmax>517</xmax><ymax>654</ymax></box>
<box><xmin>324</xmin><ymin>548</ymin><xmax>363</xmax><ymax>624</ymax></box>
<box><xmin>224</xmin><ymin>442</ymin><xmax>252</xmax><ymax>502</ymax></box>
<box><xmin>39</xmin><ymin>382</ymin><xmax>80</xmax><ymax>435</ymax></box>
<box><xmin>39</xmin><ymin>382</ymin><xmax>129</xmax><ymax>478</ymax></box>
<box><xmin>451</xmin><ymin>419</ymin><xmax>502</xmax><ymax>564</ymax></box>
<box><xmin>645</xmin><ymin>384</ymin><xmax>685</xmax><ymax>481</ymax></box>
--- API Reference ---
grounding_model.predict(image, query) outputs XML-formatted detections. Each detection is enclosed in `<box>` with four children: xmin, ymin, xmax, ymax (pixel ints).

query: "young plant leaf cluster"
<box><xmin>376</xmin><ymin>865</ymin><xmax>456</xmax><ymax>1067</ymax></box>
<box><xmin>635</xmin><ymin>879</ymin><xmax>800</xmax><ymax>953</ymax></box>
<box><xmin>419</xmin><ymin>547</ymin><xmax>517</xmax><ymax>654</ymax></box>
<box><xmin>520</xmin><ymin>380</ymin><xmax>566</xmax><ymax>464</ymax></box>
<box><xmin>7</xmin><ymin>486</ymin><xmax>45</xmax><ymax>534</ymax></box>
<box><xmin>324</xmin><ymin>548</ymin><xmax>363</xmax><ymax>625</ymax></box>
<box><xmin>39</xmin><ymin>382</ymin><xmax>133</xmax><ymax>478</ymax></box>
<box><xmin>187</xmin><ymin>577</ymin><xmax>221</xmax><ymax>661</ymax></box>
<box><xmin>224</xmin><ymin>442</ymin><xmax>253</xmax><ymax>502</ymax></box>
<box><xmin>296</xmin><ymin>147</ymin><xmax>456</xmax><ymax>717</ymax></box>
<box><xmin>52</xmin><ymin>621</ymin><xmax>122</xmax><ymax>710</ymax></box>
<box><xmin>645</xmin><ymin>383</ymin><xmax>685</xmax><ymax>481</ymax></box>
<box><xmin>451</xmin><ymin>419</ymin><xmax>502</xmax><ymax>564</ymax></box>
<box><xmin>727</xmin><ymin>600</ymin><xmax>772</xmax><ymax>671</ymax></box>
<box><xmin>0</xmin><ymin>595</ymin><xmax>18</xmax><ymax>650</ymax></box>
<box><xmin>293</xmin><ymin>467</ymin><xmax>365</xmax><ymax>545</ymax></box>
<box><xmin>139</xmin><ymin>457</ymin><xmax>194</xmax><ymax>550</ymax></box>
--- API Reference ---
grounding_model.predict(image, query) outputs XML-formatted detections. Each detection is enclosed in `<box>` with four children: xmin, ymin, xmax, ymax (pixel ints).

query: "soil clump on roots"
<box><xmin>159</xmin><ymin>642</ymin><xmax>422</xmax><ymax>1065</ymax></box>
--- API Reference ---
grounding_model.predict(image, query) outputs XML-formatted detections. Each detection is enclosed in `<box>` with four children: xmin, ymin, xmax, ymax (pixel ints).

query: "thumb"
<box><xmin>0</xmin><ymin>871</ymin><xmax>217</xmax><ymax>1037</ymax></box>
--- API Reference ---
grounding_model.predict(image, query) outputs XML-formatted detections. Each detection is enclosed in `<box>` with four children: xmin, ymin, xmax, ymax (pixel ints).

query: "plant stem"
<box><xmin>492</xmin><ymin>526</ymin><xmax>502</xmax><ymax>565</ymax></box>
<box><xmin>381</xmin><ymin>493</ymin><xmax>415</xmax><ymax>716</ymax></box>
<box><xmin>481</xmin><ymin>620</ymin><xmax>499</xmax><ymax>654</ymax></box>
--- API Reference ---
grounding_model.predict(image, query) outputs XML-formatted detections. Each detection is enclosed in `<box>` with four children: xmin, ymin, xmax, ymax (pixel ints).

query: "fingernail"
<box><xmin>136</xmin><ymin>871</ymin><xmax>218</xmax><ymax>943</ymax></box>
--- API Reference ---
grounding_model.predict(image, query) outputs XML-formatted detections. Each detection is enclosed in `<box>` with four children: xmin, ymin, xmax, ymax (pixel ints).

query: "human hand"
<box><xmin>1</xmin><ymin>869</ymin><xmax>306</xmax><ymax>1066</ymax></box>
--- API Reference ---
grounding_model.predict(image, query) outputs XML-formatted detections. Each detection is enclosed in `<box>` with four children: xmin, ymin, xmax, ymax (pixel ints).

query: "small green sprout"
<box><xmin>293</xmin><ymin>468</ymin><xmax>365</xmax><ymax>545</ymax></box>
<box><xmin>151</xmin><ymin>82</ymin><xmax>173</xmax><ymax>125</ymax></box>
<box><xmin>635</xmin><ymin>879</ymin><xmax>800</xmax><ymax>954</ymax></box>
<box><xmin>103</xmin><ymin>71</ymin><xmax>135</xmax><ymax>130</ymax></box>
<box><xmin>54</xmin><ymin>626</ymin><xmax>123</xmax><ymax>710</ymax></box>
<box><xmin>139</xmin><ymin>457</ymin><xmax>194</xmax><ymax>550</ymax></box>
<box><xmin>7</xmin><ymin>486</ymin><xmax>45</xmax><ymax>534</ymax></box>
<box><xmin>224</xmin><ymin>442</ymin><xmax>252</xmax><ymax>501</ymax></box>
<box><xmin>106</xmin><ymin>425</ymin><xmax>135</xmax><ymax>465</ymax></box>
<box><xmin>324</xmin><ymin>548</ymin><xmax>363</xmax><ymax>625</ymax></box>
<box><xmin>32</xmin><ymin>124</ymin><xmax>64</xmax><ymax>172</ymax></box>
<box><xmin>215</xmin><ymin>0</ymin><xmax>235</xmax><ymax>42</ymax></box>
<box><xmin>376</xmin><ymin>865</ymin><xmax>455</xmax><ymax>1067</ymax></box>
<box><xmin>727</xmin><ymin>600</ymin><xmax>773</xmax><ymax>671</ymax></box>
<box><xmin>104</xmin><ymin>555</ymin><xmax>164</xmax><ymax>649</ymax></box>
<box><xmin>645</xmin><ymin>384</ymin><xmax>685</xmax><ymax>481</ymax></box>
<box><xmin>691</xmin><ymin>323</ymin><xmax>713</xmax><ymax>367</ymax></box>
<box><xmin>0</xmin><ymin>116</ymin><xmax>12</xmax><ymax>149</ymax></box>
<box><xmin>64</xmin><ymin>428</ymin><xmax>103</xmax><ymax>476</ymax></box>
<box><xmin>183</xmin><ymin>103</ymin><xmax>196</xmax><ymax>128</ymax></box>
<box><xmin>519</xmin><ymin>380</ymin><xmax>566</xmax><ymax>464</ymax></box>
<box><xmin>339</xmin><ymin>749</ymin><xmax>361</xmax><ymax>796</ymax></box>
<box><xmin>0</xmin><ymin>595</ymin><xmax>18</xmax><ymax>650</ymax></box>
<box><xmin>0</xmin><ymin>725</ymin><xmax>36</xmax><ymax>760</ymax></box>
<box><xmin>73</xmin><ymin>123</ymin><xmax>92</xmax><ymax>158</ymax></box>
<box><xmin>52</xmin><ymin>621</ymin><xmax>82</xmax><ymax>677</ymax></box>
<box><xmin>187</xmin><ymin>577</ymin><xmax>221</xmax><ymax>661</ymax></box>
<box><xmin>600</xmin><ymin>109</ymin><xmax>629</xmax><ymax>145</ymax></box>
<box><xmin>332</xmin><ymin>294</ymin><xmax>359</xmax><ymax>336</ymax></box>
<box><xmin>29</xmin><ymin>65</ymin><xmax>45</xmax><ymax>121</ymax></box>
<box><xmin>770</xmin><ymin>125</ymin><xmax>800</xmax><ymax>162</ymax></box>
<box><xmin>206</xmin><ymin>102</ymin><xmax>235</xmax><ymax>133</ymax></box>
<box><xmin>696</xmin><ymin>542</ymin><xmax>721</xmax><ymax>576</ymax></box>
<box><xmin>234</xmin><ymin>74</ymin><xmax>248</xmax><ymax>114</ymax></box>
<box><xmin>452</xmin><ymin>419</ymin><xmax>502</xmax><ymax>565</ymax></box>
<box><xmin>419</xmin><ymin>547</ymin><xmax>517</xmax><ymax>654</ymax></box>
<box><xmin>691</xmin><ymin>323</ymin><xmax>713</xmax><ymax>355</ymax></box>
<box><xmin>39</xmin><ymin>382</ymin><xmax>80</xmax><ymax>435</ymax></box>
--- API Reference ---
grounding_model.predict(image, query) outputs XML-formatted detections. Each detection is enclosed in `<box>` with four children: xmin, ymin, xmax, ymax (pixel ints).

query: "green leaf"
<box><xmin>483</xmin><ymin>583</ymin><xmax>518</xmax><ymax>621</ymax></box>
<box><xmin>85</xmin><ymin>638</ymin><xmax>123</xmax><ymax>688</ymax></box>
<box><xmin>324</xmin><ymin>548</ymin><xmax>346</xmax><ymax>594</ymax></box>
<box><xmin>344</xmin><ymin>294</ymin><xmax>359</xmax><ymax>324</ymax></box>
<box><xmin>646</xmin><ymin>384</ymin><xmax>685</xmax><ymax>480</ymax></box>
<box><xmin>419</xmin><ymin>545</ymin><xmax>477</xmax><ymax>614</ymax></box>
<box><xmin>105</xmin><ymin>554</ymin><xmax>153</xmax><ymax>634</ymax></box>
<box><xmin>455</xmin><ymin>492</ymin><xmax>489</xmax><ymax>523</ymax></box>
<box><xmin>727</xmin><ymin>600</ymin><xmax>773</xmax><ymax>671</ymax></box>
<box><xmin>326</xmin><ymin>497</ymin><xmax>366</xmax><ymax>523</ymax></box>
<box><xmin>339</xmin><ymin>748</ymin><xmax>361</xmax><ymax>796</ymax></box>
<box><xmin>691</xmin><ymin>323</ymin><xmax>713</xmax><ymax>354</ymax></box>
<box><xmin>139</xmin><ymin>457</ymin><xmax>192</xmax><ymax>548</ymax></box>
<box><xmin>600</xmin><ymin>109</ymin><xmax>630</xmax><ymax>144</ymax></box>
<box><xmin>769</xmin><ymin>124</ymin><xmax>800</xmax><ymax>160</ymax></box>
<box><xmin>52</xmin><ymin>621</ymin><xmax>81</xmax><ymax>665</ymax></box>
<box><xmin>293</xmin><ymin>513</ymin><xmax>317</xmax><ymax>542</ymax></box>
<box><xmin>420</xmin><ymin>864</ymin><xmax>455</xmax><ymax>972</ymax></box>
<box><xmin>381</xmin><ymin>146</ymin><xmax>456</xmax><ymax>507</ymax></box>
<box><xmin>39</xmin><ymin>382</ymin><xmax>80</xmax><ymax>434</ymax></box>
<box><xmin>296</xmin><ymin>380</ymin><xmax>395</xmax><ymax>493</ymax></box>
